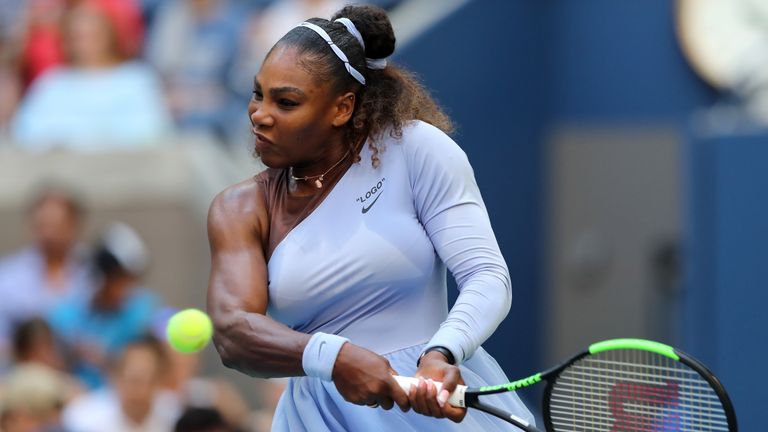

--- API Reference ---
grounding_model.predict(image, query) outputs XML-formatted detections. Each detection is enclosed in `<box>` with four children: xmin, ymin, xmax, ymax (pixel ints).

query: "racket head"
<box><xmin>542</xmin><ymin>339</ymin><xmax>737</xmax><ymax>432</ymax></box>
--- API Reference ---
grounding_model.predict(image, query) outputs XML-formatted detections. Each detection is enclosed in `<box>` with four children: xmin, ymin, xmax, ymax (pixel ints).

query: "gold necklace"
<box><xmin>290</xmin><ymin>150</ymin><xmax>350</xmax><ymax>189</ymax></box>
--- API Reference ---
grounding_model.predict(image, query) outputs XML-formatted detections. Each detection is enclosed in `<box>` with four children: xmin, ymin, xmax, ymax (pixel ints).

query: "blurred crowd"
<box><xmin>0</xmin><ymin>0</ymin><xmax>402</xmax><ymax>150</ymax></box>
<box><xmin>0</xmin><ymin>185</ymin><xmax>273</xmax><ymax>432</ymax></box>
<box><xmin>0</xmin><ymin>1</ymin><xmax>406</xmax><ymax>430</ymax></box>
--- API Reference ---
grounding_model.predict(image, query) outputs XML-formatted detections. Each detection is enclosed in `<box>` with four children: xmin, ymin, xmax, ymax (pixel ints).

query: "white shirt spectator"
<box><xmin>11</xmin><ymin>62</ymin><xmax>173</xmax><ymax>150</ymax></box>
<box><xmin>62</xmin><ymin>388</ymin><xmax>181</xmax><ymax>432</ymax></box>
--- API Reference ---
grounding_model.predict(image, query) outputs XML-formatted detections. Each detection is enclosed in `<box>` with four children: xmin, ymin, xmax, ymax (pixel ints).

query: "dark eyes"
<box><xmin>278</xmin><ymin>99</ymin><xmax>299</xmax><ymax>107</ymax></box>
<box><xmin>251</xmin><ymin>90</ymin><xmax>298</xmax><ymax>108</ymax></box>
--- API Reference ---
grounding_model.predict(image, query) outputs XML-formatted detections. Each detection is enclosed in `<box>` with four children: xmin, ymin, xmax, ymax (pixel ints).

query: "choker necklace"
<box><xmin>290</xmin><ymin>150</ymin><xmax>350</xmax><ymax>189</ymax></box>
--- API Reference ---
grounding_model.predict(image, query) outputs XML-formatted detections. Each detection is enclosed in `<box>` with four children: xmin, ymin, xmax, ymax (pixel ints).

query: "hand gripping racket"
<box><xmin>396</xmin><ymin>338</ymin><xmax>737</xmax><ymax>431</ymax></box>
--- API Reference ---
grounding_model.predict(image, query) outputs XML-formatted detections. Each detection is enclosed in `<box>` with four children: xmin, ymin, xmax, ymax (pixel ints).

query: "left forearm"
<box><xmin>427</xmin><ymin>272</ymin><xmax>511</xmax><ymax>364</ymax></box>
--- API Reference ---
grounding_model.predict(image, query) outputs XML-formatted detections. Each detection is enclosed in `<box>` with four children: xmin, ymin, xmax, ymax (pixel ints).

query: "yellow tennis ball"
<box><xmin>166</xmin><ymin>308</ymin><xmax>213</xmax><ymax>353</ymax></box>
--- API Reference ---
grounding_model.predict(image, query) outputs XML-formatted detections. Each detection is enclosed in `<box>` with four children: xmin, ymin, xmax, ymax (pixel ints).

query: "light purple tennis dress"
<box><xmin>267</xmin><ymin>121</ymin><xmax>534</xmax><ymax>431</ymax></box>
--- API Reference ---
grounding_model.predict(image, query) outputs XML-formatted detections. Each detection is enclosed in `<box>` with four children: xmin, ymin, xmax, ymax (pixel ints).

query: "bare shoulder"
<box><xmin>208</xmin><ymin>177</ymin><xmax>268</xmax><ymax>247</ymax></box>
<box><xmin>209</xmin><ymin>177</ymin><xmax>265</xmax><ymax>221</ymax></box>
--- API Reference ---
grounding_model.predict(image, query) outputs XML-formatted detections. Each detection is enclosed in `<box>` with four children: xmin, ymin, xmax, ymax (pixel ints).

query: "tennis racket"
<box><xmin>395</xmin><ymin>338</ymin><xmax>737</xmax><ymax>431</ymax></box>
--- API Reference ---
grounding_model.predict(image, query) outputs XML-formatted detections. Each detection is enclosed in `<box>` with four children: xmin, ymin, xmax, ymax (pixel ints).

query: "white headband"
<box><xmin>334</xmin><ymin>18</ymin><xmax>388</xmax><ymax>70</ymax></box>
<box><xmin>297</xmin><ymin>21</ymin><xmax>366</xmax><ymax>85</ymax></box>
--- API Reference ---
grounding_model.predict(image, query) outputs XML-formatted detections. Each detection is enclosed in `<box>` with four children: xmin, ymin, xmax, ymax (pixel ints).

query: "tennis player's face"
<box><xmin>249</xmin><ymin>46</ymin><xmax>350</xmax><ymax>169</ymax></box>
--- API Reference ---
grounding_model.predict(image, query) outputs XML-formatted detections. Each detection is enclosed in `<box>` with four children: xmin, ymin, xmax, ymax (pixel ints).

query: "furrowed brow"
<box><xmin>270</xmin><ymin>87</ymin><xmax>306</xmax><ymax>97</ymax></box>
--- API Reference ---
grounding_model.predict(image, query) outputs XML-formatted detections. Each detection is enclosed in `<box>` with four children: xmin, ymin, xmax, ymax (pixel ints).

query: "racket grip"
<box><xmin>393</xmin><ymin>375</ymin><xmax>468</xmax><ymax>408</ymax></box>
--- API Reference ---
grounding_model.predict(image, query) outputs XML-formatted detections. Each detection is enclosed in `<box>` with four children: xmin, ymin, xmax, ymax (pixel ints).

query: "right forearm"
<box><xmin>206</xmin><ymin>187</ymin><xmax>307</xmax><ymax>378</ymax></box>
<box><xmin>212</xmin><ymin>308</ymin><xmax>311</xmax><ymax>378</ymax></box>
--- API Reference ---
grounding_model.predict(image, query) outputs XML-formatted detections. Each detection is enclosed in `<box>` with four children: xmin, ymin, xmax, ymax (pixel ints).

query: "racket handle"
<box><xmin>393</xmin><ymin>375</ymin><xmax>468</xmax><ymax>408</ymax></box>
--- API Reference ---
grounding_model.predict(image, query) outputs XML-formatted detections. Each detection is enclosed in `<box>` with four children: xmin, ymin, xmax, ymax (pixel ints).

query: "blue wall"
<box><xmin>544</xmin><ymin>0</ymin><xmax>716</xmax><ymax>121</ymax></box>
<box><xmin>684</xmin><ymin>131</ymin><xmax>768</xmax><ymax>431</ymax></box>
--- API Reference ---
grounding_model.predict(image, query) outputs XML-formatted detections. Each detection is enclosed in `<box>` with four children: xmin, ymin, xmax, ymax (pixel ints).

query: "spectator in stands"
<box><xmin>4</xmin><ymin>318</ymin><xmax>83</xmax><ymax>407</ymax></box>
<box><xmin>236</xmin><ymin>0</ymin><xmax>347</xmax><ymax>75</ymax></box>
<box><xmin>16</xmin><ymin>0</ymin><xmax>67</xmax><ymax>89</ymax></box>
<box><xmin>0</xmin><ymin>186</ymin><xmax>89</xmax><ymax>364</ymax></box>
<box><xmin>2</xmin><ymin>319</ymin><xmax>77</xmax><ymax>430</ymax></box>
<box><xmin>11</xmin><ymin>317</ymin><xmax>65</xmax><ymax>372</ymax></box>
<box><xmin>85</xmin><ymin>0</ymin><xmax>145</xmax><ymax>61</ymax></box>
<box><xmin>12</xmin><ymin>0</ymin><xmax>144</xmax><ymax>90</ymax></box>
<box><xmin>0</xmin><ymin>30</ymin><xmax>22</xmax><ymax>137</ymax></box>
<box><xmin>0</xmin><ymin>75</ymin><xmax>20</xmax><ymax>139</ymax></box>
<box><xmin>162</xmin><ymin>344</ymin><xmax>250</xmax><ymax>431</ymax></box>
<box><xmin>137</xmin><ymin>0</ymin><xmax>165</xmax><ymax>30</ymax></box>
<box><xmin>145</xmin><ymin>0</ymin><xmax>249</xmax><ymax>145</ymax></box>
<box><xmin>0</xmin><ymin>363</ymin><xmax>70</xmax><ymax>432</ymax></box>
<box><xmin>48</xmin><ymin>222</ymin><xmax>161</xmax><ymax>389</ymax></box>
<box><xmin>0</xmin><ymin>0</ymin><xmax>26</xmax><ymax>43</ymax></box>
<box><xmin>174</xmin><ymin>407</ymin><xmax>236</xmax><ymax>432</ymax></box>
<box><xmin>11</xmin><ymin>0</ymin><xmax>172</xmax><ymax>149</ymax></box>
<box><xmin>247</xmin><ymin>378</ymin><xmax>287</xmax><ymax>432</ymax></box>
<box><xmin>62</xmin><ymin>336</ymin><xmax>181</xmax><ymax>432</ymax></box>
<box><xmin>246</xmin><ymin>0</ymin><xmax>349</xmax><ymax>57</ymax></box>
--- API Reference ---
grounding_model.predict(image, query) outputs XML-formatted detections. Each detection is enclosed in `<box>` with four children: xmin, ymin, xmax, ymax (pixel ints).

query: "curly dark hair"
<box><xmin>269</xmin><ymin>4</ymin><xmax>453</xmax><ymax>167</ymax></box>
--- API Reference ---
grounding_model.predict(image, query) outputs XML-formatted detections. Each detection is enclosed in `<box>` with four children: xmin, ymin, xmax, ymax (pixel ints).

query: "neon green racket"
<box><xmin>396</xmin><ymin>338</ymin><xmax>736</xmax><ymax>431</ymax></box>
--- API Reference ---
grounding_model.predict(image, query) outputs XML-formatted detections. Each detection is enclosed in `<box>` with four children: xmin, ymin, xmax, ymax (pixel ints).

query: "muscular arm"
<box><xmin>207</xmin><ymin>179</ymin><xmax>410</xmax><ymax>411</ymax></box>
<box><xmin>206</xmin><ymin>180</ymin><xmax>310</xmax><ymax>378</ymax></box>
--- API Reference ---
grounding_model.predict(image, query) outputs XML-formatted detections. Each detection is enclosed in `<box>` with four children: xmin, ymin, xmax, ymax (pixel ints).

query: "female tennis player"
<box><xmin>206</xmin><ymin>4</ymin><xmax>533</xmax><ymax>430</ymax></box>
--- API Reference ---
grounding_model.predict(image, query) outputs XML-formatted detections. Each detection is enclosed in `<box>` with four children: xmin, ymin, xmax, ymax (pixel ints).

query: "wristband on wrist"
<box><xmin>302</xmin><ymin>332</ymin><xmax>349</xmax><ymax>381</ymax></box>
<box><xmin>417</xmin><ymin>345</ymin><xmax>456</xmax><ymax>367</ymax></box>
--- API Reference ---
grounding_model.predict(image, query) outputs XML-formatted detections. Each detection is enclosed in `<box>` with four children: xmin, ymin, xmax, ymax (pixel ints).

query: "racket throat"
<box><xmin>472</xmin><ymin>399</ymin><xmax>540</xmax><ymax>432</ymax></box>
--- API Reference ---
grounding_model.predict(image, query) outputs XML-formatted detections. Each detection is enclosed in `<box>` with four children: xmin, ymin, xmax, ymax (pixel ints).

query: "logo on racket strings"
<box><xmin>608</xmin><ymin>380</ymin><xmax>680</xmax><ymax>431</ymax></box>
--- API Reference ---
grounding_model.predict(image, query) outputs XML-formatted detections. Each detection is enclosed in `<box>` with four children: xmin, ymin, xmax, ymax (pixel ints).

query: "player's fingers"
<box><xmin>443</xmin><ymin>405</ymin><xmax>467</xmax><ymax>423</ymax></box>
<box><xmin>408</xmin><ymin>377</ymin><xmax>428</xmax><ymax>414</ymax></box>
<box><xmin>440</xmin><ymin>367</ymin><xmax>462</xmax><ymax>393</ymax></box>
<box><xmin>424</xmin><ymin>379</ymin><xmax>444</xmax><ymax>418</ymax></box>
<box><xmin>387</xmin><ymin>375</ymin><xmax>411</xmax><ymax>412</ymax></box>
<box><xmin>437</xmin><ymin>367</ymin><xmax>463</xmax><ymax>408</ymax></box>
<box><xmin>378</xmin><ymin>396</ymin><xmax>394</xmax><ymax>411</ymax></box>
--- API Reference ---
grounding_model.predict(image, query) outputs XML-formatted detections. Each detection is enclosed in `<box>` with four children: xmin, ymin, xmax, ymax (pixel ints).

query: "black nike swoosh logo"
<box><xmin>362</xmin><ymin>191</ymin><xmax>383</xmax><ymax>213</ymax></box>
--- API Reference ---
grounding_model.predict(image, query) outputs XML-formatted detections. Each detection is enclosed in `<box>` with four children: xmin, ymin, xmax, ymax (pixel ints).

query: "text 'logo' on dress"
<box><xmin>356</xmin><ymin>178</ymin><xmax>386</xmax><ymax>214</ymax></box>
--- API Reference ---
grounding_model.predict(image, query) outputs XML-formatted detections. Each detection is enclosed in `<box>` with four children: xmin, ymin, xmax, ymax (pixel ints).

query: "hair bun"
<box><xmin>332</xmin><ymin>5</ymin><xmax>395</xmax><ymax>60</ymax></box>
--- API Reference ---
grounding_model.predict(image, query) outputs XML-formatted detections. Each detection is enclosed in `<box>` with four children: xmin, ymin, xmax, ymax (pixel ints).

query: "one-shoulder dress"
<box><xmin>265</xmin><ymin>121</ymin><xmax>534</xmax><ymax>431</ymax></box>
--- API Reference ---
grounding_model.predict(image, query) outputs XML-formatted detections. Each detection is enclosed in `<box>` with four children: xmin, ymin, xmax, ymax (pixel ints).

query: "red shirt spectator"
<box><xmin>20</xmin><ymin>0</ymin><xmax>145</xmax><ymax>89</ymax></box>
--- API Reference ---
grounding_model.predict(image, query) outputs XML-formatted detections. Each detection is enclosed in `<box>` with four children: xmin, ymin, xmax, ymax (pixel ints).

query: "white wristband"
<box><xmin>302</xmin><ymin>332</ymin><xmax>349</xmax><ymax>382</ymax></box>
